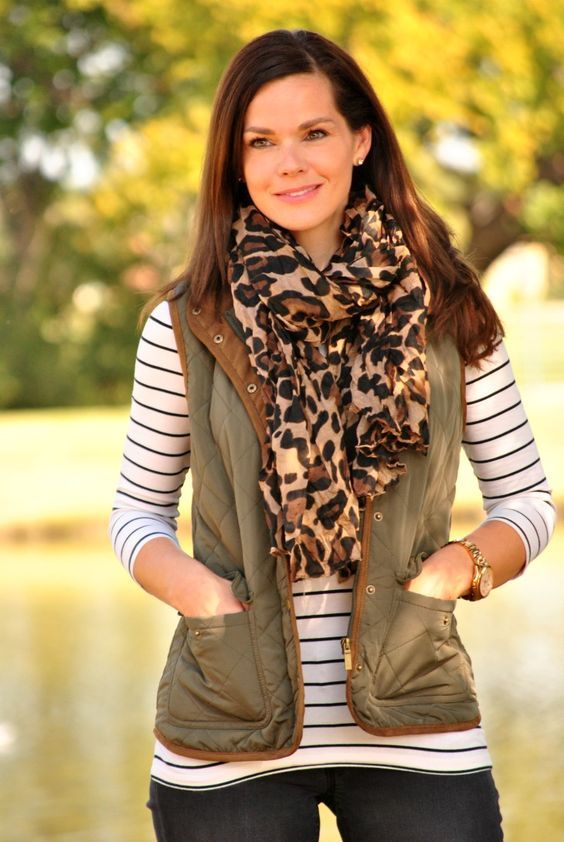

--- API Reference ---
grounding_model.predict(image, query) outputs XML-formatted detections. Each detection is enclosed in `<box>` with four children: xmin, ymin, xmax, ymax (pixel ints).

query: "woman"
<box><xmin>110</xmin><ymin>29</ymin><xmax>555</xmax><ymax>841</ymax></box>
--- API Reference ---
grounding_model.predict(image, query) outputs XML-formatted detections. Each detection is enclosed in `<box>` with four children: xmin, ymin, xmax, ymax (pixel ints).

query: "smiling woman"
<box><xmin>109</xmin><ymin>28</ymin><xmax>555</xmax><ymax>842</ymax></box>
<box><xmin>242</xmin><ymin>74</ymin><xmax>371</xmax><ymax>268</ymax></box>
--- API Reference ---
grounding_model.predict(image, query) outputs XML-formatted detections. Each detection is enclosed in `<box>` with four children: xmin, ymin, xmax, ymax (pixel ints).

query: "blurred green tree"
<box><xmin>1</xmin><ymin>0</ymin><xmax>562</xmax><ymax>407</ymax></box>
<box><xmin>0</xmin><ymin>0</ymin><xmax>177</xmax><ymax>406</ymax></box>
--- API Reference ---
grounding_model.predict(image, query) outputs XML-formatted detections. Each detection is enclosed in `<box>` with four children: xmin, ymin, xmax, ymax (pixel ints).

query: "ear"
<box><xmin>353</xmin><ymin>124</ymin><xmax>372</xmax><ymax>163</ymax></box>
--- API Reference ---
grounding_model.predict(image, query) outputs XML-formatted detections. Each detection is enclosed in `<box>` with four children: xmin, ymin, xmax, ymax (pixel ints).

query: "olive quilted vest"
<box><xmin>154</xmin><ymin>285</ymin><xmax>480</xmax><ymax>760</ymax></box>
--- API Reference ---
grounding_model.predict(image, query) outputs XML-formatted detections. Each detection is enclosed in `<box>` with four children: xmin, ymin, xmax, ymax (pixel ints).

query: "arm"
<box><xmin>109</xmin><ymin>301</ymin><xmax>245</xmax><ymax>616</ymax></box>
<box><xmin>405</xmin><ymin>341</ymin><xmax>556</xmax><ymax>600</ymax></box>
<box><xmin>133</xmin><ymin>537</ymin><xmax>246</xmax><ymax>616</ymax></box>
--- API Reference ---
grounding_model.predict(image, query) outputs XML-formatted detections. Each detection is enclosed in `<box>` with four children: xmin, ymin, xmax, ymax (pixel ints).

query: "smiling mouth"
<box><xmin>275</xmin><ymin>184</ymin><xmax>322</xmax><ymax>200</ymax></box>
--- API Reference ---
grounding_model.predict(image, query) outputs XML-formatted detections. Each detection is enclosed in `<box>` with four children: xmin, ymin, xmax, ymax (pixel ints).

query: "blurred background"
<box><xmin>0</xmin><ymin>1</ymin><xmax>562</xmax><ymax>839</ymax></box>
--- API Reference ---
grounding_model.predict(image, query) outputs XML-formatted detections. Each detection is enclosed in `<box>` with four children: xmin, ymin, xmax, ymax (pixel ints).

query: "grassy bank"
<box><xmin>1</xmin><ymin>393</ymin><xmax>561</xmax><ymax>542</ymax></box>
<box><xmin>1</xmin><ymin>300</ymin><xmax>562</xmax><ymax>540</ymax></box>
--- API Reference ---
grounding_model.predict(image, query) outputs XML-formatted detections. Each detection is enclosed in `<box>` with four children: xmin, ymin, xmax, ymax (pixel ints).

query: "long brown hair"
<box><xmin>150</xmin><ymin>29</ymin><xmax>502</xmax><ymax>364</ymax></box>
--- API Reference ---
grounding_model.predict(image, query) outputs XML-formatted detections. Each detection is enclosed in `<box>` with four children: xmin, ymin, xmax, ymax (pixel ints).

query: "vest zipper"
<box><xmin>341</xmin><ymin>637</ymin><xmax>352</xmax><ymax>671</ymax></box>
<box><xmin>344</xmin><ymin>497</ymin><xmax>375</xmax><ymax>676</ymax></box>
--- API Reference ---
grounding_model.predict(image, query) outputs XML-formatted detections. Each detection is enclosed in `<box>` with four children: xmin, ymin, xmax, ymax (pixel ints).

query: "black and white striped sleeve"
<box><xmin>462</xmin><ymin>340</ymin><xmax>556</xmax><ymax>565</ymax></box>
<box><xmin>109</xmin><ymin>300</ymin><xmax>190</xmax><ymax>579</ymax></box>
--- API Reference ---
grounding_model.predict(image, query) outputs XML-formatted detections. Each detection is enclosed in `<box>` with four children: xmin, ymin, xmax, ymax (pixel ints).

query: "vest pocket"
<box><xmin>167</xmin><ymin>609</ymin><xmax>270</xmax><ymax>727</ymax></box>
<box><xmin>371</xmin><ymin>589</ymin><xmax>473</xmax><ymax>702</ymax></box>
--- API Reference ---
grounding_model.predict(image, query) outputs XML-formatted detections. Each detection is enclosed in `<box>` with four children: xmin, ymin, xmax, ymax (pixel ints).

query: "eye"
<box><xmin>247</xmin><ymin>136</ymin><xmax>272</xmax><ymax>148</ymax></box>
<box><xmin>305</xmin><ymin>128</ymin><xmax>328</xmax><ymax>140</ymax></box>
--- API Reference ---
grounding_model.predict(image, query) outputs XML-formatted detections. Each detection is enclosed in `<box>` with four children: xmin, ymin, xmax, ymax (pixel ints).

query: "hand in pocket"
<box><xmin>403</xmin><ymin>546</ymin><xmax>473</xmax><ymax>601</ymax></box>
<box><xmin>177</xmin><ymin>564</ymin><xmax>249</xmax><ymax>618</ymax></box>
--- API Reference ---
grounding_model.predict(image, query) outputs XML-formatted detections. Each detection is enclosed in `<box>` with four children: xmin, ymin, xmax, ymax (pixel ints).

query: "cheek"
<box><xmin>243</xmin><ymin>155</ymin><xmax>268</xmax><ymax>190</ymax></box>
<box><xmin>320</xmin><ymin>144</ymin><xmax>354</xmax><ymax>179</ymax></box>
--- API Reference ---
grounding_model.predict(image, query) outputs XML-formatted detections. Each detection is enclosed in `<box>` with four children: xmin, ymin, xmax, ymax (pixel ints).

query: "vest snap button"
<box><xmin>213</xmin><ymin>334</ymin><xmax>224</xmax><ymax>344</ymax></box>
<box><xmin>193</xmin><ymin>630</ymin><xmax>201</xmax><ymax>637</ymax></box>
<box><xmin>365</xmin><ymin>584</ymin><xmax>376</xmax><ymax>595</ymax></box>
<box><xmin>373</xmin><ymin>511</ymin><xmax>383</xmax><ymax>522</ymax></box>
<box><xmin>192</xmin><ymin>307</ymin><xmax>201</xmax><ymax>315</ymax></box>
<box><xmin>246</xmin><ymin>383</ymin><xmax>258</xmax><ymax>394</ymax></box>
<box><xmin>356</xmin><ymin>663</ymin><xmax>363</xmax><ymax>671</ymax></box>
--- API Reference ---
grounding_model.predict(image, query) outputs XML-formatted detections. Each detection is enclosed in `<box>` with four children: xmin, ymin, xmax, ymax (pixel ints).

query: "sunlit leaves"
<box><xmin>0</xmin><ymin>0</ymin><xmax>562</xmax><ymax>407</ymax></box>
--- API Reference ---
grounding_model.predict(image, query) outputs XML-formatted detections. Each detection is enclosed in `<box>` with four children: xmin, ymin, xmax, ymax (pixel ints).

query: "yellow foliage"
<box><xmin>88</xmin><ymin>0</ymin><xmax>563</xmax><ymax>245</ymax></box>
<box><xmin>93</xmin><ymin>108</ymin><xmax>207</xmax><ymax>220</ymax></box>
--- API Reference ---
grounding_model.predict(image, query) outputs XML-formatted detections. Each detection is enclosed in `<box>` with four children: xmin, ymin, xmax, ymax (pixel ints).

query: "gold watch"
<box><xmin>448</xmin><ymin>539</ymin><xmax>494</xmax><ymax>601</ymax></box>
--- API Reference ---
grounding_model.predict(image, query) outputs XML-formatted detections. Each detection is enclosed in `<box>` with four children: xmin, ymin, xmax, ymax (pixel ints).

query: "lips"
<box><xmin>274</xmin><ymin>183</ymin><xmax>322</xmax><ymax>202</ymax></box>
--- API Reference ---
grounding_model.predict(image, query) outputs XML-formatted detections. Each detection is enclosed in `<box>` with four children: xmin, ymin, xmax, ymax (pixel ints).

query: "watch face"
<box><xmin>479</xmin><ymin>567</ymin><xmax>494</xmax><ymax>598</ymax></box>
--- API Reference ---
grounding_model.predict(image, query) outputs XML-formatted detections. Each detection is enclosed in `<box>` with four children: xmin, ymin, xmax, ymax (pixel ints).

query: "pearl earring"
<box><xmin>356</xmin><ymin>158</ymin><xmax>364</xmax><ymax>166</ymax></box>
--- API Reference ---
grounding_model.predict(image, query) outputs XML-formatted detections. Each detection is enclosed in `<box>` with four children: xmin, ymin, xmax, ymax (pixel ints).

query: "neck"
<box><xmin>296</xmin><ymin>231</ymin><xmax>342</xmax><ymax>271</ymax></box>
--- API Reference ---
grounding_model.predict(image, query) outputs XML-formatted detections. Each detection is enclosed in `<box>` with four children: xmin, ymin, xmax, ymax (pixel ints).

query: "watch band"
<box><xmin>447</xmin><ymin>539</ymin><xmax>494</xmax><ymax>601</ymax></box>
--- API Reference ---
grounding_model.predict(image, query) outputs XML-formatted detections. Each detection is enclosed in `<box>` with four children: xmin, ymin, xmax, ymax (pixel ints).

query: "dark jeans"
<box><xmin>148</xmin><ymin>766</ymin><xmax>503</xmax><ymax>841</ymax></box>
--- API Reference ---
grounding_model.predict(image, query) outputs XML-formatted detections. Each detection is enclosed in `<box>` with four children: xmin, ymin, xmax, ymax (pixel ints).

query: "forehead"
<box><xmin>244</xmin><ymin>73</ymin><xmax>340</xmax><ymax>127</ymax></box>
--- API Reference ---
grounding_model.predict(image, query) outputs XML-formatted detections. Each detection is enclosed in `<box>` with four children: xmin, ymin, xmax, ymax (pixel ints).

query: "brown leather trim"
<box><xmin>155</xmin><ymin>710</ymin><xmax>480</xmax><ymax>756</ymax></box>
<box><xmin>345</xmin><ymin>497</ymin><xmax>373</xmax><ymax>718</ymax></box>
<box><xmin>340</xmin><ymin>715</ymin><xmax>481</xmax><ymax>738</ymax></box>
<box><xmin>168</xmin><ymin>296</ymin><xmax>189</xmax><ymax>395</ymax></box>
<box><xmin>185</xmin><ymin>292</ymin><xmax>267</xmax><ymax>443</ymax></box>
<box><xmin>153</xmin><ymin>728</ymin><xmax>303</xmax><ymax>762</ymax></box>
<box><xmin>351</xmin><ymin>497</ymin><xmax>374</xmax><ymax>668</ymax></box>
<box><xmin>280</xmin><ymin>558</ymin><xmax>305</xmax><ymax>755</ymax></box>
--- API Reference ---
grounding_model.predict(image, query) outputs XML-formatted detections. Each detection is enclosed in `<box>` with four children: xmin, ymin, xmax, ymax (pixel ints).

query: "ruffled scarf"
<box><xmin>228</xmin><ymin>188</ymin><xmax>430</xmax><ymax>581</ymax></box>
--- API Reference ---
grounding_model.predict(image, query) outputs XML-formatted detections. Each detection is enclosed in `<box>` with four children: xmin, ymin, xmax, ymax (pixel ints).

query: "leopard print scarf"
<box><xmin>229</xmin><ymin>188</ymin><xmax>430</xmax><ymax>581</ymax></box>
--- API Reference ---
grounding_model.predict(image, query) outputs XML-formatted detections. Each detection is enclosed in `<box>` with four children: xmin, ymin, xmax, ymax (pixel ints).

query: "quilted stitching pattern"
<box><xmin>168</xmin><ymin>612</ymin><xmax>269</xmax><ymax>724</ymax></box>
<box><xmin>349</xmin><ymin>338</ymin><xmax>480</xmax><ymax>730</ymax></box>
<box><xmin>156</xmin><ymin>310</ymin><xmax>298</xmax><ymax>756</ymax></box>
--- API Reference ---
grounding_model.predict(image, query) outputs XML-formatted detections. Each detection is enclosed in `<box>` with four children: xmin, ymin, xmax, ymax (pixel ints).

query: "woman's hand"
<box><xmin>176</xmin><ymin>564</ymin><xmax>248</xmax><ymax>618</ymax></box>
<box><xmin>132</xmin><ymin>537</ymin><xmax>248</xmax><ymax>618</ymax></box>
<box><xmin>402</xmin><ymin>544</ymin><xmax>474</xmax><ymax>601</ymax></box>
<box><xmin>403</xmin><ymin>522</ymin><xmax>528</xmax><ymax>601</ymax></box>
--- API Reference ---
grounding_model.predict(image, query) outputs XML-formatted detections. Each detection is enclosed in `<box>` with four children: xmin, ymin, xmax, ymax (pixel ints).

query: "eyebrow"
<box><xmin>243</xmin><ymin>117</ymin><xmax>337</xmax><ymax>134</ymax></box>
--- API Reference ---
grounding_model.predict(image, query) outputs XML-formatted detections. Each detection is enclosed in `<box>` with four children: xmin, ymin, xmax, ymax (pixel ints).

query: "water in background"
<box><xmin>1</xmin><ymin>530</ymin><xmax>563</xmax><ymax>841</ymax></box>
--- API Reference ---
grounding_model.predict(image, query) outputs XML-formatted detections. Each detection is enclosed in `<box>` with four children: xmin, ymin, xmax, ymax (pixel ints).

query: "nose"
<box><xmin>277</xmin><ymin>142</ymin><xmax>306</xmax><ymax>176</ymax></box>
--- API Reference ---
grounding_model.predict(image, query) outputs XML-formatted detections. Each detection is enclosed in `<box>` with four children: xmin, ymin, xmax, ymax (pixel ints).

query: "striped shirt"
<box><xmin>110</xmin><ymin>301</ymin><xmax>555</xmax><ymax>790</ymax></box>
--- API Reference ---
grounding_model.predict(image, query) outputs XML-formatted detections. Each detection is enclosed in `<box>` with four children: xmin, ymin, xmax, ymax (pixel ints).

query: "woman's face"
<box><xmin>242</xmin><ymin>73</ymin><xmax>371</xmax><ymax>265</ymax></box>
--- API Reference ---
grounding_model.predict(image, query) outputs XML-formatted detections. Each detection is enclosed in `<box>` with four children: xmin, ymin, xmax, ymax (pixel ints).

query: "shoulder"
<box><xmin>464</xmin><ymin>339</ymin><xmax>513</xmax><ymax>393</ymax></box>
<box><xmin>140</xmin><ymin>300</ymin><xmax>176</xmax><ymax>349</ymax></box>
<box><xmin>143</xmin><ymin>299</ymin><xmax>173</xmax><ymax>330</ymax></box>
